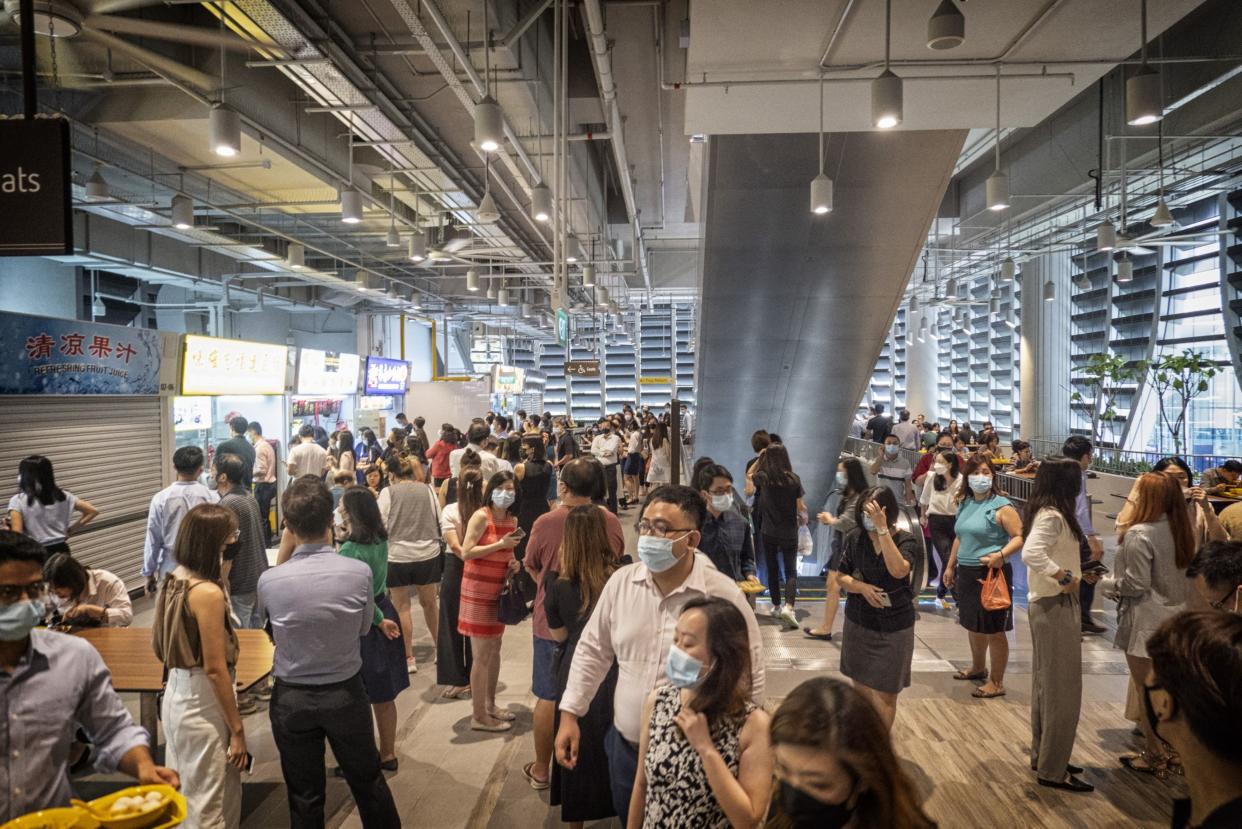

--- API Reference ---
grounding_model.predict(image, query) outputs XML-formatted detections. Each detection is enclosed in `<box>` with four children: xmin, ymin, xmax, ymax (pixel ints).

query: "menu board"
<box><xmin>296</xmin><ymin>348</ymin><xmax>361</xmax><ymax>395</ymax></box>
<box><xmin>364</xmin><ymin>356</ymin><xmax>410</xmax><ymax>394</ymax></box>
<box><xmin>182</xmin><ymin>335</ymin><xmax>288</xmax><ymax>396</ymax></box>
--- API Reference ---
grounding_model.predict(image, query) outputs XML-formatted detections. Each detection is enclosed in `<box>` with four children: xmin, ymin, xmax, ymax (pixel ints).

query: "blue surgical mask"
<box><xmin>835</xmin><ymin>470</ymin><xmax>847</xmax><ymax>486</ymax></box>
<box><xmin>637</xmin><ymin>535</ymin><xmax>683</xmax><ymax>573</ymax></box>
<box><xmin>0</xmin><ymin>599</ymin><xmax>44</xmax><ymax>641</ymax></box>
<box><xmin>665</xmin><ymin>644</ymin><xmax>706</xmax><ymax>688</ymax></box>
<box><xmin>862</xmin><ymin>515</ymin><xmax>877</xmax><ymax>532</ymax></box>
<box><xmin>968</xmin><ymin>475</ymin><xmax>992</xmax><ymax>494</ymax></box>
<box><xmin>884</xmin><ymin>444</ymin><xmax>899</xmax><ymax>456</ymax></box>
<box><xmin>491</xmin><ymin>489</ymin><xmax>516</xmax><ymax>508</ymax></box>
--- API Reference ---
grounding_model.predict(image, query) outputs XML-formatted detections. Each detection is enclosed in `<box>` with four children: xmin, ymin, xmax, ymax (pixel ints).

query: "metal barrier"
<box><xmin>1028</xmin><ymin>436</ymin><xmax>1235</xmax><ymax>477</ymax></box>
<box><xmin>842</xmin><ymin>436</ymin><xmax>1031</xmax><ymax>503</ymax></box>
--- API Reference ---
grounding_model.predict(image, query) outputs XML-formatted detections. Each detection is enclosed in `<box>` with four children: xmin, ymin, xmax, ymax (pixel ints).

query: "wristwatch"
<box><xmin>875</xmin><ymin>528</ymin><xmax>889</xmax><ymax>536</ymax></box>
<box><xmin>1056</xmin><ymin>570</ymin><xmax>1074</xmax><ymax>586</ymax></box>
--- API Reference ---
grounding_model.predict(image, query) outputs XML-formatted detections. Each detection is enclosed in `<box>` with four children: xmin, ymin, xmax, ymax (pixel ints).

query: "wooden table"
<box><xmin>73</xmin><ymin>627</ymin><xmax>274</xmax><ymax>741</ymax></box>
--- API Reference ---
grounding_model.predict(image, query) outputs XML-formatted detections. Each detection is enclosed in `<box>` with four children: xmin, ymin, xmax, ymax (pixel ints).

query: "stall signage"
<box><xmin>564</xmin><ymin>359</ymin><xmax>601</xmax><ymax>378</ymax></box>
<box><xmin>491</xmin><ymin>364</ymin><xmax>526</xmax><ymax>394</ymax></box>
<box><xmin>173</xmin><ymin>396</ymin><xmax>212</xmax><ymax>431</ymax></box>
<box><xmin>182</xmin><ymin>335</ymin><xmax>288</xmax><ymax>396</ymax></box>
<box><xmin>556</xmin><ymin>309</ymin><xmax>569</xmax><ymax>347</ymax></box>
<box><xmin>0</xmin><ymin>119</ymin><xmax>73</xmax><ymax>257</ymax></box>
<box><xmin>296</xmin><ymin>348</ymin><xmax>361</xmax><ymax>395</ymax></box>
<box><xmin>359</xmin><ymin>394</ymin><xmax>396</xmax><ymax>411</ymax></box>
<box><xmin>364</xmin><ymin>356</ymin><xmax>410</xmax><ymax>395</ymax></box>
<box><xmin>0</xmin><ymin>311</ymin><xmax>161</xmax><ymax>394</ymax></box>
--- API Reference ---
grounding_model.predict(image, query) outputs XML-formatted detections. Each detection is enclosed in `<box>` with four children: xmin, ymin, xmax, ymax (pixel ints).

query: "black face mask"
<box><xmin>778</xmin><ymin>781</ymin><xmax>856</xmax><ymax>829</ymax></box>
<box><xmin>223</xmin><ymin>540</ymin><xmax>242</xmax><ymax>561</ymax></box>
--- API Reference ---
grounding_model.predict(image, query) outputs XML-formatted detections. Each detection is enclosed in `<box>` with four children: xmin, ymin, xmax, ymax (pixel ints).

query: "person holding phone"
<box><xmin>832</xmin><ymin>487</ymin><xmax>920</xmax><ymax>731</ymax></box>
<box><xmin>459</xmin><ymin>471</ymin><xmax>524</xmax><ymax>732</ymax></box>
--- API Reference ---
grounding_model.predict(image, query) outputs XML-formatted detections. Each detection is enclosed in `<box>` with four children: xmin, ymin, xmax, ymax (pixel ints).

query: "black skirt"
<box><xmin>359</xmin><ymin>594</ymin><xmax>411</xmax><ymax>704</ymax></box>
<box><xmin>550</xmin><ymin>645</ymin><xmax>618</xmax><ymax>823</ymax></box>
<box><xmin>956</xmin><ymin>563</ymin><xmax>1014</xmax><ymax>633</ymax></box>
<box><xmin>435</xmin><ymin>553</ymin><xmax>472</xmax><ymax>687</ymax></box>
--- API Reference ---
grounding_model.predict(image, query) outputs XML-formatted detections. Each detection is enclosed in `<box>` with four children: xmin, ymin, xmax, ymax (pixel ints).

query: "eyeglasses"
<box><xmin>706</xmin><ymin>488</ymin><xmax>732</xmax><ymax>497</ymax></box>
<box><xmin>636</xmin><ymin>520</ymin><xmax>695</xmax><ymax>538</ymax></box>
<box><xmin>0</xmin><ymin>581</ymin><xmax>48</xmax><ymax>605</ymax></box>
<box><xmin>1209</xmin><ymin>586</ymin><xmax>1241</xmax><ymax>613</ymax></box>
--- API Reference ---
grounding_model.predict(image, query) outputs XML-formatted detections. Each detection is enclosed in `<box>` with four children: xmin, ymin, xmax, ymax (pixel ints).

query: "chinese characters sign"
<box><xmin>182</xmin><ymin>335</ymin><xmax>288</xmax><ymax>396</ymax></box>
<box><xmin>296</xmin><ymin>348</ymin><xmax>361</xmax><ymax>396</ymax></box>
<box><xmin>0</xmin><ymin>311</ymin><xmax>161</xmax><ymax>394</ymax></box>
<box><xmin>364</xmin><ymin>356</ymin><xmax>410</xmax><ymax>395</ymax></box>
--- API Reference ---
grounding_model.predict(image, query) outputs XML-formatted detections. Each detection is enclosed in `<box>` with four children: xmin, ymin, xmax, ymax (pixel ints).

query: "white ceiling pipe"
<box><xmin>581</xmin><ymin>0</ymin><xmax>654</xmax><ymax>294</ymax></box>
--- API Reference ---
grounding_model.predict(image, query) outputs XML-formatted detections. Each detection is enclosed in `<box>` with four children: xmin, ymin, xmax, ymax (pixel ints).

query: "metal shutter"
<box><xmin>0</xmin><ymin>396</ymin><xmax>163</xmax><ymax>589</ymax></box>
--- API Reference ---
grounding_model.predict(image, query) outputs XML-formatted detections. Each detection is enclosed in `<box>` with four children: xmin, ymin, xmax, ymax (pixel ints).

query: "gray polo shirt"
<box><xmin>256</xmin><ymin>544</ymin><xmax>372</xmax><ymax>684</ymax></box>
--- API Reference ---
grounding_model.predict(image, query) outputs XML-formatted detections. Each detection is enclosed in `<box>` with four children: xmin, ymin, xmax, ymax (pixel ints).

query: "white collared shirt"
<box><xmin>560</xmin><ymin>552</ymin><xmax>765</xmax><ymax>743</ymax></box>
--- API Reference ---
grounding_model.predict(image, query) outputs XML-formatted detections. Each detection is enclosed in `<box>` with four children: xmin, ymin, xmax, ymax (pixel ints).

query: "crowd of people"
<box><xmin>3</xmin><ymin>402</ymin><xmax>1242</xmax><ymax>829</ymax></box>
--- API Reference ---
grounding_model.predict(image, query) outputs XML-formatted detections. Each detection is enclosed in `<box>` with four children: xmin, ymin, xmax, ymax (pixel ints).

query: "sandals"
<box><xmin>802</xmin><ymin>627</ymin><xmax>833</xmax><ymax>641</ymax></box>
<box><xmin>470</xmin><ymin>719</ymin><xmax>512</xmax><ymax>733</ymax></box>
<box><xmin>953</xmin><ymin>669</ymin><xmax>988</xmax><ymax>681</ymax></box>
<box><xmin>972</xmin><ymin>685</ymin><xmax>1006</xmax><ymax>699</ymax></box>
<box><xmin>441</xmin><ymin>686</ymin><xmax>472</xmax><ymax>700</ymax></box>
<box><xmin>522</xmin><ymin>761</ymin><xmax>551</xmax><ymax>791</ymax></box>
<box><xmin>1120</xmin><ymin>752</ymin><xmax>1172</xmax><ymax>779</ymax></box>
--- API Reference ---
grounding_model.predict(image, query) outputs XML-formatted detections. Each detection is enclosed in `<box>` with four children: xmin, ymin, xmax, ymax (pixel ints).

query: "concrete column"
<box><xmin>904</xmin><ymin>308</ymin><xmax>940</xmax><ymax>422</ymax></box>
<box><xmin>1019</xmin><ymin>253</ymin><xmax>1073</xmax><ymax>440</ymax></box>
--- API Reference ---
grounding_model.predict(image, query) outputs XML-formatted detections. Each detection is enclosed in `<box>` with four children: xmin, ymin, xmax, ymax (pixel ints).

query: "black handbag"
<box><xmin>497</xmin><ymin>568</ymin><xmax>537</xmax><ymax>625</ymax></box>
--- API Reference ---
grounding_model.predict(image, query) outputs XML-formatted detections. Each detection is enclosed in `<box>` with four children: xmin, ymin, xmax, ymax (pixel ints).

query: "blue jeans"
<box><xmin>230</xmin><ymin>592</ymin><xmax>263</xmax><ymax>629</ymax></box>
<box><xmin>604</xmin><ymin>724</ymin><xmax>639</xmax><ymax>824</ymax></box>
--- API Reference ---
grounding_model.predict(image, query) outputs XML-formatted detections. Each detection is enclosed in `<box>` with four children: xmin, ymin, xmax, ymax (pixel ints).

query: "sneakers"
<box><xmin>407</xmin><ymin>657</ymin><xmax>419</xmax><ymax>674</ymax></box>
<box><xmin>1081</xmin><ymin>620</ymin><xmax>1107</xmax><ymax>635</ymax></box>
<box><xmin>776</xmin><ymin>604</ymin><xmax>799</xmax><ymax>630</ymax></box>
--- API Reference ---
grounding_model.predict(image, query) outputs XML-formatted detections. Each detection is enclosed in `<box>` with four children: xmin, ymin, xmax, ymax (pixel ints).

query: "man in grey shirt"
<box><xmin>257</xmin><ymin>475</ymin><xmax>400</xmax><ymax>828</ymax></box>
<box><xmin>213</xmin><ymin>453</ymin><xmax>269</xmax><ymax>628</ymax></box>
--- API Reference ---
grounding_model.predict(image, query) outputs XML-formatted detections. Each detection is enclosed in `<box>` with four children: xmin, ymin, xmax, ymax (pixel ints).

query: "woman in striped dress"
<box><xmin>459</xmin><ymin>470</ymin><xmax>522</xmax><ymax>732</ymax></box>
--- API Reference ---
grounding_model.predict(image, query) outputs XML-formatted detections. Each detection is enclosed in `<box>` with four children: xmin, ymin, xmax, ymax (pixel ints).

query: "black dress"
<box><xmin>545</xmin><ymin>572</ymin><xmax>617</xmax><ymax>823</ymax></box>
<box><xmin>515</xmin><ymin>461</ymin><xmax>552</xmax><ymax>561</ymax></box>
<box><xmin>435</xmin><ymin>501</ymin><xmax>472</xmax><ymax>687</ymax></box>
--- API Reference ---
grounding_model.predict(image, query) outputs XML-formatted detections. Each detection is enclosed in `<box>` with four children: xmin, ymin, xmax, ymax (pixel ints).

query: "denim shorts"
<box><xmin>532</xmin><ymin>636</ymin><xmax>559</xmax><ymax>701</ymax></box>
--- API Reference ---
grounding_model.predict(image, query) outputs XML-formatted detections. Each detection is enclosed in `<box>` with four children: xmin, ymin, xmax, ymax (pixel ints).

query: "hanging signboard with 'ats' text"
<box><xmin>0</xmin><ymin>118</ymin><xmax>73</xmax><ymax>257</ymax></box>
<box><xmin>0</xmin><ymin>311</ymin><xmax>162</xmax><ymax>394</ymax></box>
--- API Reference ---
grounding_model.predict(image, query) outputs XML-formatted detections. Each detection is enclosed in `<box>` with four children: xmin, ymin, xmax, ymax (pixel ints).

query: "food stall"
<box><xmin>356</xmin><ymin>356</ymin><xmax>410</xmax><ymax>436</ymax></box>
<box><xmin>289</xmin><ymin>347</ymin><xmax>362</xmax><ymax>440</ymax></box>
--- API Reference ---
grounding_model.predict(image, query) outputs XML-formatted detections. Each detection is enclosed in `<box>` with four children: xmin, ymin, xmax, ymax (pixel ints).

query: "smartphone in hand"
<box><xmin>1081</xmin><ymin>560</ymin><xmax>1109</xmax><ymax>575</ymax></box>
<box><xmin>508</xmin><ymin>527</ymin><xmax>527</xmax><ymax>541</ymax></box>
<box><xmin>877</xmin><ymin>591</ymin><xmax>892</xmax><ymax>608</ymax></box>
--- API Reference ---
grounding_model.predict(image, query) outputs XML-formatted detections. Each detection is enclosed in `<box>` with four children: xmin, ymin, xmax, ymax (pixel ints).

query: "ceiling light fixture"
<box><xmin>92</xmin><ymin>295</ymin><xmax>106</xmax><ymax>318</ymax></box>
<box><xmin>1150</xmin><ymin>122</ymin><xmax>1175</xmax><ymax>226</ymax></box>
<box><xmin>477</xmin><ymin>191</ymin><xmax>499</xmax><ymax>224</ymax></box>
<box><xmin>170</xmin><ymin>194</ymin><xmax>193</xmax><ymax>229</ymax></box>
<box><xmin>1097</xmin><ymin>219</ymin><xmax>1116</xmax><ymax>251</ymax></box>
<box><xmin>1000</xmin><ymin>257</ymin><xmax>1016</xmax><ymax>282</ymax></box>
<box><xmin>927</xmin><ymin>0</ymin><xmax>965</xmax><ymax>50</ymax></box>
<box><xmin>386</xmin><ymin>226</ymin><xmax>401</xmax><ymax>248</ymax></box>
<box><xmin>474</xmin><ymin>95</ymin><xmax>503</xmax><ymax>152</ymax></box>
<box><xmin>209</xmin><ymin>104</ymin><xmax>241</xmax><ymax>158</ymax></box>
<box><xmin>582</xmin><ymin>264</ymin><xmax>596</xmax><ymax>288</ymax></box>
<box><xmin>85</xmin><ymin>166</ymin><xmax>108</xmax><ymax>199</ymax></box>
<box><xmin>287</xmin><ymin>242</ymin><xmax>305</xmax><ymax>270</ymax></box>
<box><xmin>986</xmin><ymin>67</ymin><xmax>1009</xmax><ymax>211</ymax></box>
<box><xmin>871</xmin><ymin>0</ymin><xmax>902</xmax><ymax>129</ymax></box>
<box><xmin>466</xmin><ymin>268</ymin><xmax>479</xmax><ymax>292</ymax></box>
<box><xmin>486</xmin><ymin>280</ymin><xmax>496</xmax><ymax>300</ymax></box>
<box><xmin>521</xmin><ymin>302</ymin><xmax>533</xmax><ymax>318</ymax></box>
<box><xmin>566</xmin><ymin>234</ymin><xmax>581</xmax><ymax>264</ymax></box>
<box><xmin>1126</xmin><ymin>0</ymin><xmax>1162</xmax><ymax>126</ymax></box>
<box><xmin>989</xmin><ymin>296</ymin><xmax>1000</xmax><ymax>314</ymax></box>
<box><xmin>1042</xmin><ymin>278</ymin><xmax>1056</xmax><ymax>302</ymax></box>
<box><xmin>810</xmin><ymin>74</ymin><xmax>833</xmax><ymax>214</ymax></box>
<box><xmin>340</xmin><ymin>188</ymin><xmax>363</xmax><ymax>224</ymax></box>
<box><xmin>531</xmin><ymin>184</ymin><xmax>552</xmax><ymax>223</ymax></box>
<box><xmin>1116</xmin><ymin>254</ymin><xmax>1134</xmax><ymax>283</ymax></box>
<box><xmin>497</xmin><ymin>285</ymin><xmax>510</xmax><ymax>307</ymax></box>
<box><xmin>408</xmin><ymin>231</ymin><xmax>427</xmax><ymax>262</ymax></box>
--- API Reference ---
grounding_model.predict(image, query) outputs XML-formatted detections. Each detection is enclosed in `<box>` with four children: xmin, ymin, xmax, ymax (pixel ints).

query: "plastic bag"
<box><xmin>797</xmin><ymin>524</ymin><xmax>814</xmax><ymax>558</ymax></box>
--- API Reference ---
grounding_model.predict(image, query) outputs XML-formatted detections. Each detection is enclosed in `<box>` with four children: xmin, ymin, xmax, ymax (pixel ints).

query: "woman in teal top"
<box><xmin>338</xmin><ymin>487</ymin><xmax>408</xmax><ymax>770</ymax></box>
<box><xmin>943</xmin><ymin>455</ymin><xmax>1024</xmax><ymax>699</ymax></box>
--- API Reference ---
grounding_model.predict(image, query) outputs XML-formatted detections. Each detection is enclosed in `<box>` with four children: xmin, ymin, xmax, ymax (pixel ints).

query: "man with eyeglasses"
<box><xmin>0</xmin><ymin>531</ymin><xmax>179</xmax><ymax>821</ymax></box>
<box><xmin>554</xmin><ymin>485</ymin><xmax>765</xmax><ymax>824</ymax></box>
<box><xmin>1187</xmin><ymin>540</ymin><xmax>1242</xmax><ymax>613</ymax></box>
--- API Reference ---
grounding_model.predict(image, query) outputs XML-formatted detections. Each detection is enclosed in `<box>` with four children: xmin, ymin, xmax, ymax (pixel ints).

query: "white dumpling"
<box><xmin>144</xmin><ymin>791</ymin><xmax>163</xmax><ymax>803</ymax></box>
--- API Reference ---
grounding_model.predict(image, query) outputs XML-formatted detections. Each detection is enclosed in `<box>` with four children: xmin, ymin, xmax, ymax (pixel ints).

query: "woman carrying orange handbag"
<box><xmin>942</xmin><ymin>454</ymin><xmax>1024</xmax><ymax>699</ymax></box>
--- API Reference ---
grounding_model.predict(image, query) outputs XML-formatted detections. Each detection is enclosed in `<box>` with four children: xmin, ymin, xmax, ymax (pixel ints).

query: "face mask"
<box><xmin>934</xmin><ymin>463</ymin><xmax>948</xmax><ymax>475</ymax></box>
<box><xmin>223</xmin><ymin>540</ymin><xmax>242</xmax><ymax>560</ymax></box>
<box><xmin>884</xmin><ymin>444</ymin><xmax>899</xmax><ymax>456</ymax></box>
<box><xmin>0</xmin><ymin>599</ymin><xmax>44</xmax><ymax>641</ymax></box>
<box><xmin>778</xmin><ymin>781</ymin><xmax>855</xmax><ymax>829</ymax></box>
<box><xmin>710</xmin><ymin>493</ymin><xmax>733</xmax><ymax>512</ymax></box>
<box><xmin>968</xmin><ymin>475</ymin><xmax>992</xmax><ymax>494</ymax></box>
<box><xmin>862</xmin><ymin>515</ymin><xmax>877</xmax><ymax>532</ymax></box>
<box><xmin>491</xmin><ymin>490</ymin><xmax>515</xmax><ymax>508</ymax></box>
<box><xmin>554</xmin><ymin>427</ymin><xmax>563</xmax><ymax>435</ymax></box>
<box><xmin>665</xmin><ymin>644</ymin><xmax>706</xmax><ymax>688</ymax></box>
<box><xmin>637</xmin><ymin>534</ymin><xmax>684</xmax><ymax>573</ymax></box>
<box><xmin>835</xmin><ymin>470</ymin><xmax>848</xmax><ymax>486</ymax></box>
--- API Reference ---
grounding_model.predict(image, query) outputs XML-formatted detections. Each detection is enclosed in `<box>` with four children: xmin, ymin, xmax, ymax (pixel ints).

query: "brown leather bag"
<box><xmin>980</xmin><ymin>566</ymin><xmax>1012</xmax><ymax>611</ymax></box>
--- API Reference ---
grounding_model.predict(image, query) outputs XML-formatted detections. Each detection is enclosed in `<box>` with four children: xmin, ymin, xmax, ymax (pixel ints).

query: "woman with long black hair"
<box><xmin>746</xmin><ymin>445</ymin><xmax>805</xmax><ymax>630</ymax></box>
<box><xmin>8</xmin><ymin>455</ymin><xmax>99</xmax><ymax>554</ymax></box>
<box><xmin>436</xmin><ymin>465</ymin><xmax>482</xmax><ymax>699</ymax></box>
<box><xmin>513</xmin><ymin>437</ymin><xmax>553</xmax><ymax>561</ymax></box>
<box><xmin>805</xmin><ymin>457</ymin><xmax>868</xmax><ymax>641</ymax></box>
<box><xmin>919</xmin><ymin>449</ymin><xmax>962</xmax><ymax>607</ymax></box>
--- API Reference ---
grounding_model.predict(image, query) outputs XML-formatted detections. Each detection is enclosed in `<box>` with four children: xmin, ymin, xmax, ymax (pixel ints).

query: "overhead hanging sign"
<box><xmin>181</xmin><ymin>335</ymin><xmax>288</xmax><ymax>396</ymax></box>
<box><xmin>0</xmin><ymin>311</ymin><xmax>162</xmax><ymax>394</ymax></box>
<box><xmin>564</xmin><ymin>359</ymin><xmax>601</xmax><ymax>378</ymax></box>
<box><xmin>364</xmin><ymin>356</ymin><xmax>410</xmax><ymax>395</ymax></box>
<box><xmin>0</xmin><ymin>119</ymin><xmax>73</xmax><ymax>257</ymax></box>
<box><xmin>490</xmin><ymin>364</ymin><xmax>526</xmax><ymax>394</ymax></box>
<box><xmin>556</xmin><ymin>309</ymin><xmax>570</xmax><ymax>347</ymax></box>
<box><xmin>639</xmin><ymin>376</ymin><xmax>672</xmax><ymax>385</ymax></box>
<box><xmin>296</xmin><ymin>348</ymin><xmax>361</xmax><ymax>396</ymax></box>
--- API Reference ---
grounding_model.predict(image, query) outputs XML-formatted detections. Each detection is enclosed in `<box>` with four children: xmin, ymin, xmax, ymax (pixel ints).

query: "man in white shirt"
<box><xmin>555</xmin><ymin>485</ymin><xmax>764</xmax><ymax>823</ymax></box>
<box><xmin>247</xmin><ymin>420</ymin><xmax>278</xmax><ymax>546</ymax></box>
<box><xmin>891</xmin><ymin>409</ymin><xmax>920</xmax><ymax>450</ymax></box>
<box><xmin>142</xmin><ymin>445</ymin><xmax>219</xmax><ymax>593</ymax></box>
<box><xmin>590</xmin><ymin>420</ymin><xmax>624</xmax><ymax>514</ymax></box>
<box><xmin>286</xmin><ymin>425</ymin><xmax>328</xmax><ymax>479</ymax></box>
<box><xmin>449</xmin><ymin>423</ymin><xmax>502</xmax><ymax>479</ymax></box>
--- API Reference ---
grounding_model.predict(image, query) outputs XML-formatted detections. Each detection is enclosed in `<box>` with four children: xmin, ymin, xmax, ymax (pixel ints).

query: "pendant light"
<box><xmin>171</xmin><ymin>194</ymin><xmax>193</xmax><ymax>229</ymax></box>
<box><xmin>520</xmin><ymin>302</ymin><xmax>533</xmax><ymax>318</ymax></box>
<box><xmin>810</xmin><ymin>74</ymin><xmax>833</xmax><ymax>214</ymax></box>
<box><xmin>407</xmin><ymin>188</ymin><xmax>426</xmax><ymax>261</ymax></box>
<box><xmin>85</xmin><ymin>166</ymin><xmax>108</xmax><ymax>199</ymax></box>
<box><xmin>1042</xmin><ymin>278</ymin><xmax>1056</xmax><ymax>302</ymax></box>
<box><xmin>92</xmin><ymin>295</ymin><xmax>106</xmax><ymax>318</ymax></box>
<box><xmin>871</xmin><ymin>0</ymin><xmax>902</xmax><ymax>129</ymax></box>
<box><xmin>1149</xmin><ymin>121</ymin><xmax>1175</xmax><ymax>226</ymax></box>
<box><xmin>1116</xmin><ymin>254</ymin><xmax>1134</xmax><ymax>283</ymax></box>
<box><xmin>946</xmin><ymin>276</ymin><xmax>958</xmax><ymax>300</ymax></box>
<box><xmin>474</xmin><ymin>21</ymin><xmax>503</xmax><ymax>152</ymax></box>
<box><xmin>1126</xmin><ymin>0</ymin><xmax>1162</xmax><ymax>126</ymax></box>
<box><xmin>466</xmin><ymin>268</ymin><xmax>479</xmax><ymax>292</ymax></box>
<box><xmin>287</xmin><ymin>242</ymin><xmax>305</xmax><ymax>270</ymax></box>
<box><xmin>477</xmin><ymin>156</ymin><xmax>499</xmax><ymax>223</ymax></box>
<box><xmin>598</xmin><ymin>285</ymin><xmax>611</xmax><ymax>305</ymax></box>
<box><xmin>386</xmin><ymin>226</ymin><xmax>401</xmax><ymax>248</ymax></box>
<box><xmin>486</xmin><ymin>279</ymin><xmax>497</xmax><ymax>300</ymax></box>
<box><xmin>497</xmin><ymin>282</ymin><xmax>510</xmax><ymax>307</ymax></box>
<box><xmin>340</xmin><ymin>188</ymin><xmax>363</xmax><ymax>224</ymax></box>
<box><xmin>986</xmin><ymin>67</ymin><xmax>1009</xmax><ymax>211</ymax></box>
<box><xmin>1000</xmin><ymin>257</ymin><xmax>1016</xmax><ymax>282</ymax></box>
<box><xmin>385</xmin><ymin>173</ymin><xmax>401</xmax><ymax>247</ymax></box>
<box><xmin>566</xmin><ymin>234</ymin><xmax>581</xmax><ymax>263</ymax></box>
<box><xmin>531</xmin><ymin>184</ymin><xmax>552</xmax><ymax>222</ymax></box>
<box><xmin>989</xmin><ymin>296</ymin><xmax>1000</xmax><ymax>314</ymax></box>
<box><xmin>582</xmin><ymin>264</ymin><xmax>596</xmax><ymax>288</ymax></box>
<box><xmin>927</xmin><ymin>0</ymin><xmax>965</xmax><ymax>50</ymax></box>
<box><xmin>1097</xmin><ymin>219</ymin><xmax>1116</xmax><ymax>251</ymax></box>
<box><xmin>209</xmin><ymin>104</ymin><xmax>241</xmax><ymax>158</ymax></box>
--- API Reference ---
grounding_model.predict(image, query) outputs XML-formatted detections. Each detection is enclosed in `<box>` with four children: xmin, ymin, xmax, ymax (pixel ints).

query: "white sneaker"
<box><xmin>407</xmin><ymin>657</ymin><xmax>418</xmax><ymax>674</ymax></box>
<box><xmin>777</xmin><ymin>605</ymin><xmax>799</xmax><ymax>630</ymax></box>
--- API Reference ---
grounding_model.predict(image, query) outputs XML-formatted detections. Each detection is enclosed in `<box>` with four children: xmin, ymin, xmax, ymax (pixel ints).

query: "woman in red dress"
<box><xmin>459</xmin><ymin>470</ymin><xmax>522</xmax><ymax>731</ymax></box>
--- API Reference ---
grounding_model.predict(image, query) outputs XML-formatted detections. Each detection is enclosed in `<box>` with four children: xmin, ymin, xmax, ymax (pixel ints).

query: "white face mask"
<box><xmin>709</xmin><ymin>493</ymin><xmax>733</xmax><ymax>512</ymax></box>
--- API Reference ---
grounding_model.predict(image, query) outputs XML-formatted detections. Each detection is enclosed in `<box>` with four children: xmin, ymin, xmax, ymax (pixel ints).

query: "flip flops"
<box><xmin>953</xmin><ymin>669</ymin><xmax>988</xmax><ymax>681</ymax></box>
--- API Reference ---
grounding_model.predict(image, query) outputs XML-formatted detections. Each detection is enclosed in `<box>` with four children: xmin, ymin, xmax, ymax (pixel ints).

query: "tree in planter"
<box><xmin>1070</xmin><ymin>352</ymin><xmax>1146</xmax><ymax>446</ymax></box>
<box><xmin>1147</xmin><ymin>349</ymin><xmax>1220</xmax><ymax>455</ymax></box>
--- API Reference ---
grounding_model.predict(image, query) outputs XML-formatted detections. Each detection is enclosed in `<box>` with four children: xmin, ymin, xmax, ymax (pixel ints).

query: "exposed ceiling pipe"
<box><xmin>661</xmin><ymin>70</ymin><xmax>1076</xmax><ymax>90</ymax></box>
<box><xmin>582</xmin><ymin>0</ymin><xmax>654</xmax><ymax>293</ymax></box>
